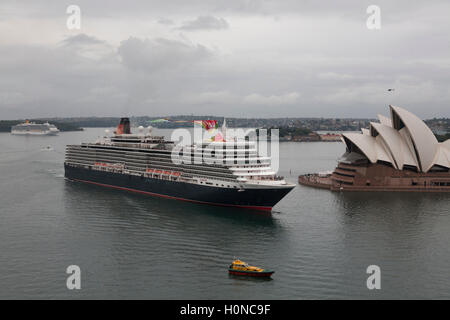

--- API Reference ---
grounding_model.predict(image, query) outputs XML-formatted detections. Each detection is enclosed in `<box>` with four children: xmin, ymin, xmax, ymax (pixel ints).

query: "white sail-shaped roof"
<box><xmin>374</xmin><ymin>135</ymin><xmax>395</xmax><ymax>164</ymax></box>
<box><xmin>341</xmin><ymin>105</ymin><xmax>449</xmax><ymax>172</ymax></box>
<box><xmin>342</xmin><ymin>132</ymin><xmax>378</xmax><ymax>163</ymax></box>
<box><xmin>442</xmin><ymin>139</ymin><xmax>450</xmax><ymax>150</ymax></box>
<box><xmin>390</xmin><ymin>105</ymin><xmax>438</xmax><ymax>172</ymax></box>
<box><xmin>434</xmin><ymin>145</ymin><xmax>450</xmax><ymax>169</ymax></box>
<box><xmin>370</xmin><ymin>122</ymin><xmax>418</xmax><ymax>170</ymax></box>
<box><xmin>361</xmin><ymin>128</ymin><xmax>370</xmax><ymax>136</ymax></box>
<box><xmin>377</xmin><ymin>114</ymin><xmax>392</xmax><ymax>127</ymax></box>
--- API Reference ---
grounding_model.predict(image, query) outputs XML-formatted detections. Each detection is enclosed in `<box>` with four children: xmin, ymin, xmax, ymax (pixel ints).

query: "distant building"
<box><xmin>292</xmin><ymin>132</ymin><xmax>321</xmax><ymax>142</ymax></box>
<box><xmin>299</xmin><ymin>105</ymin><xmax>450</xmax><ymax>191</ymax></box>
<box><xmin>319</xmin><ymin>133</ymin><xmax>341</xmax><ymax>142</ymax></box>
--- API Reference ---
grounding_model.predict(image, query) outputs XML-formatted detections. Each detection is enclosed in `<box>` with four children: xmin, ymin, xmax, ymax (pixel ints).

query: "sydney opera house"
<box><xmin>299</xmin><ymin>105</ymin><xmax>450</xmax><ymax>191</ymax></box>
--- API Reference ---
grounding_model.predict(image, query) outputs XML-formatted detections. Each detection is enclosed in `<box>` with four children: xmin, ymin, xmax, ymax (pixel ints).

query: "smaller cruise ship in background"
<box><xmin>11</xmin><ymin>120</ymin><xmax>60</xmax><ymax>135</ymax></box>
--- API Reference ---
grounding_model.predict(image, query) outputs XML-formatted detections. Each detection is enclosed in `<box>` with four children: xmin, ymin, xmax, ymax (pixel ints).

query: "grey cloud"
<box><xmin>243</xmin><ymin>93</ymin><xmax>300</xmax><ymax>105</ymax></box>
<box><xmin>178</xmin><ymin>16</ymin><xmax>229</xmax><ymax>31</ymax></box>
<box><xmin>117</xmin><ymin>37</ymin><xmax>214</xmax><ymax>72</ymax></box>
<box><xmin>1</xmin><ymin>1</ymin><xmax>444</xmax><ymax>19</ymax></box>
<box><xmin>1</xmin><ymin>1</ymin><xmax>450</xmax><ymax>119</ymax></box>
<box><xmin>156</xmin><ymin>17</ymin><xmax>175</xmax><ymax>25</ymax></box>
<box><xmin>1</xmin><ymin>34</ymin><xmax>450</xmax><ymax>119</ymax></box>
<box><xmin>59</xmin><ymin>33</ymin><xmax>114</xmax><ymax>61</ymax></box>
<box><xmin>61</xmin><ymin>34</ymin><xmax>105</xmax><ymax>46</ymax></box>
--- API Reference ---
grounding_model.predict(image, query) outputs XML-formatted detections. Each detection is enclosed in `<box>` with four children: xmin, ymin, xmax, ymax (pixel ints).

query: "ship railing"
<box><xmin>68</xmin><ymin>162</ymin><xmax>240</xmax><ymax>184</ymax></box>
<box><xmin>245</xmin><ymin>175</ymin><xmax>284</xmax><ymax>181</ymax></box>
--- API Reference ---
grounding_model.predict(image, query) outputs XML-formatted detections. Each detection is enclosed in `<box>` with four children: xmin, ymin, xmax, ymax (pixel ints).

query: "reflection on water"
<box><xmin>228</xmin><ymin>274</ymin><xmax>274</xmax><ymax>282</ymax></box>
<box><xmin>1</xmin><ymin>129</ymin><xmax>450</xmax><ymax>299</ymax></box>
<box><xmin>64</xmin><ymin>180</ymin><xmax>278</xmax><ymax>228</ymax></box>
<box><xmin>336</xmin><ymin>191</ymin><xmax>450</xmax><ymax>213</ymax></box>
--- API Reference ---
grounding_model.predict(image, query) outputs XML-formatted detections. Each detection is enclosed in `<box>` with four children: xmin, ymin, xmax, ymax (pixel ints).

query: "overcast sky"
<box><xmin>1</xmin><ymin>0</ymin><xmax>449</xmax><ymax>119</ymax></box>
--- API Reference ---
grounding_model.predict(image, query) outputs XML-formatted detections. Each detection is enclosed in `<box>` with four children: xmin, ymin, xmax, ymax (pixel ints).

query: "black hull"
<box><xmin>64</xmin><ymin>164</ymin><xmax>294</xmax><ymax>210</ymax></box>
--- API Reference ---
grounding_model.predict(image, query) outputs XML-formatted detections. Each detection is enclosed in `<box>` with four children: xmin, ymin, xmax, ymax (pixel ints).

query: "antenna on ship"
<box><xmin>222</xmin><ymin>118</ymin><xmax>227</xmax><ymax>140</ymax></box>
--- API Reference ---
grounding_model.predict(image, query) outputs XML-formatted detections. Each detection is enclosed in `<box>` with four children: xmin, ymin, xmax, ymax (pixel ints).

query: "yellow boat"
<box><xmin>228</xmin><ymin>259</ymin><xmax>274</xmax><ymax>277</ymax></box>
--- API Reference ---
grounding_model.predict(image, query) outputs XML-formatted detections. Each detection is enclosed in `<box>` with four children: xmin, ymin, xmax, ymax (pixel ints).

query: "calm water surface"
<box><xmin>0</xmin><ymin>128</ymin><xmax>449</xmax><ymax>299</ymax></box>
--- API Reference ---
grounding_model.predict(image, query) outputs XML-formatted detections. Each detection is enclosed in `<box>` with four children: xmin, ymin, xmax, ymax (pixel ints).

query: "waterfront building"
<box><xmin>299</xmin><ymin>105</ymin><xmax>450</xmax><ymax>191</ymax></box>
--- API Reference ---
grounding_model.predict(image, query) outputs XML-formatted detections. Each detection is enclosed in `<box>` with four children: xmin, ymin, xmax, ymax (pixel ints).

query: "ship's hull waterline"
<box><xmin>65</xmin><ymin>164</ymin><xmax>294</xmax><ymax>211</ymax></box>
<box><xmin>11</xmin><ymin>130</ymin><xmax>59</xmax><ymax>136</ymax></box>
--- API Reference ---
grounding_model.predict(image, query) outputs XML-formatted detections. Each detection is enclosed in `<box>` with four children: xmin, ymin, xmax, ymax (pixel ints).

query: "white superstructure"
<box><xmin>11</xmin><ymin>122</ymin><xmax>60</xmax><ymax>136</ymax></box>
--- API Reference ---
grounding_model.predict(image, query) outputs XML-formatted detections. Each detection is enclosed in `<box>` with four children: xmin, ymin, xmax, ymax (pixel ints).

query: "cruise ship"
<box><xmin>11</xmin><ymin>121</ymin><xmax>60</xmax><ymax>135</ymax></box>
<box><xmin>64</xmin><ymin>118</ymin><xmax>295</xmax><ymax>211</ymax></box>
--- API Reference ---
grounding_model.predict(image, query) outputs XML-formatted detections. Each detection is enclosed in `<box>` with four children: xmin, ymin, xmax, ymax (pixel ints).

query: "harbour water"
<box><xmin>1</xmin><ymin>128</ymin><xmax>449</xmax><ymax>299</ymax></box>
